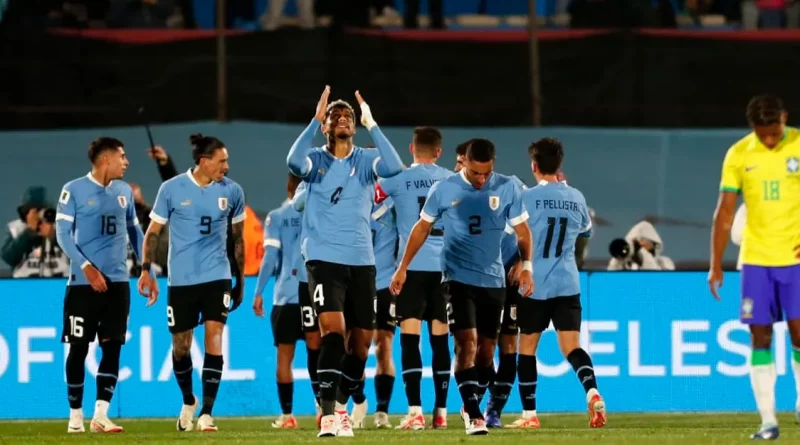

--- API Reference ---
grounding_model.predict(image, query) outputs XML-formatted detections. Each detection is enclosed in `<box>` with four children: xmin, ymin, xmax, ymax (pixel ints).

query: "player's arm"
<box><xmin>709</xmin><ymin>146</ymin><xmax>741</xmax><ymax>299</ymax></box>
<box><xmin>508</xmin><ymin>185</ymin><xmax>533</xmax><ymax>296</ymax></box>
<box><xmin>292</xmin><ymin>182</ymin><xmax>307</xmax><ymax>212</ymax></box>
<box><xmin>55</xmin><ymin>186</ymin><xmax>92</xmax><ymax>271</ymax></box>
<box><xmin>138</xmin><ymin>183</ymin><xmax>171</xmax><ymax>303</ymax></box>
<box><xmin>229</xmin><ymin>185</ymin><xmax>247</xmax><ymax>310</ymax></box>
<box><xmin>730</xmin><ymin>204</ymin><xmax>746</xmax><ymax>246</ymax></box>
<box><xmin>253</xmin><ymin>212</ymin><xmax>280</xmax><ymax>317</ymax></box>
<box><xmin>125</xmin><ymin>188</ymin><xmax>152</xmax><ymax>275</ymax></box>
<box><xmin>372</xmin><ymin>200</ymin><xmax>396</xmax><ymax>228</ymax></box>
<box><xmin>355</xmin><ymin>91</ymin><xmax>403</xmax><ymax>178</ymax></box>
<box><xmin>575</xmin><ymin>200</ymin><xmax>593</xmax><ymax>268</ymax></box>
<box><xmin>391</xmin><ymin>184</ymin><xmax>442</xmax><ymax>294</ymax></box>
<box><xmin>287</xmin><ymin>86</ymin><xmax>329</xmax><ymax>177</ymax></box>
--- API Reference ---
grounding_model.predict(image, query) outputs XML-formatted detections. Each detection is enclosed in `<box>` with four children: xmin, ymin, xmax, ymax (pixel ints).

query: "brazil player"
<box><xmin>286</xmin><ymin>86</ymin><xmax>403</xmax><ymax>437</ymax></box>
<box><xmin>391</xmin><ymin>139</ymin><xmax>533</xmax><ymax>435</ymax></box>
<box><xmin>375</xmin><ymin>127</ymin><xmax>453</xmax><ymax>430</ymax></box>
<box><xmin>509</xmin><ymin>138</ymin><xmax>605</xmax><ymax>429</ymax></box>
<box><xmin>56</xmin><ymin>137</ymin><xmax>150</xmax><ymax>434</ymax></box>
<box><xmin>138</xmin><ymin>134</ymin><xmax>247</xmax><ymax>433</ymax></box>
<box><xmin>709</xmin><ymin>95</ymin><xmax>800</xmax><ymax>440</ymax></box>
<box><xmin>253</xmin><ymin>174</ymin><xmax>321</xmax><ymax>429</ymax></box>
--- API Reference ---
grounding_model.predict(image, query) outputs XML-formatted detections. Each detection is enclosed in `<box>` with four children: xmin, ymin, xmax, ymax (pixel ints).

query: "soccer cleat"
<box><xmin>466</xmin><ymin>418</ymin><xmax>489</xmax><ymax>435</ymax></box>
<box><xmin>67</xmin><ymin>409</ymin><xmax>85</xmax><ymax>433</ymax></box>
<box><xmin>176</xmin><ymin>395</ymin><xmax>198</xmax><ymax>432</ymax></box>
<box><xmin>89</xmin><ymin>416</ymin><xmax>124</xmax><ymax>433</ymax></box>
<box><xmin>750</xmin><ymin>425</ymin><xmax>780</xmax><ymax>440</ymax></box>
<box><xmin>485</xmin><ymin>410</ymin><xmax>502</xmax><ymax>428</ymax></box>
<box><xmin>271</xmin><ymin>414</ymin><xmax>298</xmax><ymax>429</ymax></box>
<box><xmin>432</xmin><ymin>408</ymin><xmax>448</xmax><ymax>430</ymax></box>
<box><xmin>459</xmin><ymin>406</ymin><xmax>470</xmax><ymax>428</ymax></box>
<box><xmin>374</xmin><ymin>412</ymin><xmax>392</xmax><ymax>429</ymax></box>
<box><xmin>350</xmin><ymin>400</ymin><xmax>368</xmax><ymax>429</ymax></box>
<box><xmin>395</xmin><ymin>412</ymin><xmax>425</xmax><ymax>430</ymax></box>
<box><xmin>335</xmin><ymin>410</ymin><xmax>355</xmax><ymax>437</ymax></box>
<box><xmin>506</xmin><ymin>415</ymin><xmax>541</xmax><ymax>429</ymax></box>
<box><xmin>318</xmin><ymin>415</ymin><xmax>338</xmax><ymax>437</ymax></box>
<box><xmin>316</xmin><ymin>402</ymin><xmax>323</xmax><ymax>430</ymax></box>
<box><xmin>588</xmin><ymin>393</ymin><xmax>606</xmax><ymax>428</ymax></box>
<box><xmin>196</xmin><ymin>414</ymin><xmax>218</xmax><ymax>432</ymax></box>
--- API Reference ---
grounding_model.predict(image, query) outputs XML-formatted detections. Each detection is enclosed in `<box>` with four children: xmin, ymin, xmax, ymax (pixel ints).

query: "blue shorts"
<box><xmin>740</xmin><ymin>264</ymin><xmax>800</xmax><ymax>325</ymax></box>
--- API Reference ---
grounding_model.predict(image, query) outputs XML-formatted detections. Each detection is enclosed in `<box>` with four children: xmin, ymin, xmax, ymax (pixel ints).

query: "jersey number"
<box><xmin>763</xmin><ymin>180</ymin><xmax>780</xmax><ymax>201</ymax></box>
<box><xmin>200</xmin><ymin>216</ymin><xmax>212</xmax><ymax>235</ymax></box>
<box><xmin>543</xmin><ymin>217</ymin><xmax>568</xmax><ymax>258</ymax></box>
<box><xmin>100</xmin><ymin>215</ymin><xmax>116</xmax><ymax>235</ymax></box>
<box><xmin>68</xmin><ymin>316</ymin><xmax>84</xmax><ymax>338</ymax></box>
<box><xmin>330</xmin><ymin>187</ymin><xmax>343</xmax><ymax>205</ymax></box>
<box><xmin>468</xmin><ymin>215</ymin><xmax>481</xmax><ymax>235</ymax></box>
<box><xmin>418</xmin><ymin>197</ymin><xmax>443</xmax><ymax>236</ymax></box>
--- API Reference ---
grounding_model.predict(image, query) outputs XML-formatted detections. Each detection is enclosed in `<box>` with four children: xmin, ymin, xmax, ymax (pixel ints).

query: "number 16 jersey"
<box><xmin>150</xmin><ymin>170</ymin><xmax>246</xmax><ymax>286</ymax></box>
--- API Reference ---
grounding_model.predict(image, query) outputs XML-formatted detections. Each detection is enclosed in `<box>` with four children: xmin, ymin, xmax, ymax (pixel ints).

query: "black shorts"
<box><xmin>444</xmin><ymin>281</ymin><xmax>505</xmax><ymax>339</ymax></box>
<box><xmin>167</xmin><ymin>279</ymin><xmax>232</xmax><ymax>333</ymax></box>
<box><xmin>306</xmin><ymin>260</ymin><xmax>376</xmax><ymax>330</ymax></box>
<box><xmin>62</xmin><ymin>282</ymin><xmax>130</xmax><ymax>344</ymax></box>
<box><xmin>297</xmin><ymin>282</ymin><xmax>319</xmax><ymax>332</ymax></box>
<box><xmin>271</xmin><ymin>304</ymin><xmax>305</xmax><ymax>346</ymax></box>
<box><xmin>375</xmin><ymin>288</ymin><xmax>397</xmax><ymax>332</ymax></box>
<box><xmin>518</xmin><ymin>295</ymin><xmax>582</xmax><ymax>334</ymax></box>
<box><xmin>500</xmin><ymin>283</ymin><xmax>520</xmax><ymax>336</ymax></box>
<box><xmin>397</xmin><ymin>271</ymin><xmax>448</xmax><ymax>323</ymax></box>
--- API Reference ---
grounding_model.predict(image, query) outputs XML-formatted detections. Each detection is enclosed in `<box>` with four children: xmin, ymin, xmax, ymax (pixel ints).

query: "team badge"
<box><xmin>509</xmin><ymin>305</ymin><xmax>517</xmax><ymax>321</ymax></box>
<box><xmin>117</xmin><ymin>196</ymin><xmax>127</xmax><ymax>208</ymax></box>
<box><xmin>489</xmin><ymin>196</ymin><xmax>500</xmax><ymax>211</ymax></box>
<box><xmin>59</xmin><ymin>189</ymin><xmax>70</xmax><ymax>204</ymax></box>
<box><xmin>218</xmin><ymin>197</ymin><xmax>228</xmax><ymax>211</ymax></box>
<box><xmin>741</xmin><ymin>298</ymin><xmax>754</xmax><ymax>319</ymax></box>
<box><xmin>787</xmin><ymin>156</ymin><xmax>799</xmax><ymax>173</ymax></box>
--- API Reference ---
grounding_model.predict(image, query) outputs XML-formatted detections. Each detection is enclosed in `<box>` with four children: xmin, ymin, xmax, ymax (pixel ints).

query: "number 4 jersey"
<box><xmin>522</xmin><ymin>180</ymin><xmax>592</xmax><ymax>300</ymax></box>
<box><xmin>150</xmin><ymin>170</ymin><xmax>246</xmax><ymax>286</ymax></box>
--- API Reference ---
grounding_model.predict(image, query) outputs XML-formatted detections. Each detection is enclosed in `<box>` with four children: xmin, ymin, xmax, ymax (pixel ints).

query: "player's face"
<box><xmin>464</xmin><ymin>159</ymin><xmax>493</xmax><ymax>189</ymax></box>
<box><xmin>454</xmin><ymin>155</ymin><xmax>465</xmax><ymax>172</ymax></box>
<box><xmin>324</xmin><ymin>107</ymin><xmax>355</xmax><ymax>139</ymax></box>
<box><xmin>753</xmin><ymin>122</ymin><xmax>785</xmax><ymax>149</ymax></box>
<box><xmin>202</xmin><ymin>148</ymin><xmax>230</xmax><ymax>182</ymax></box>
<box><xmin>105</xmin><ymin>147</ymin><xmax>129</xmax><ymax>180</ymax></box>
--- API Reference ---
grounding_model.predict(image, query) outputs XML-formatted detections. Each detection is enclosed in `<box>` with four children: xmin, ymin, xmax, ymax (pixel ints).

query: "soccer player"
<box><xmin>138</xmin><ymin>133</ymin><xmax>247</xmax><ymax>432</ymax></box>
<box><xmin>253</xmin><ymin>173</ymin><xmax>321</xmax><ymax>429</ymax></box>
<box><xmin>375</xmin><ymin>127</ymin><xmax>453</xmax><ymax>430</ymax></box>
<box><xmin>390</xmin><ymin>138</ymin><xmax>533</xmax><ymax>435</ymax></box>
<box><xmin>509</xmin><ymin>138</ymin><xmax>605</xmax><ymax>429</ymax></box>
<box><xmin>709</xmin><ymin>95</ymin><xmax>800</xmax><ymax>440</ymax></box>
<box><xmin>453</xmin><ymin>139</ymin><xmax>473</xmax><ymax>172</ymax></box>
<box><xmin>57</xmin><ymin>137</ymin><xmax>150</xmax><ymax>434</ymax></box>
<box><xmin>286</xmin><ymin>86</ymin><xmax>403</xmax><ymax>437</ymax></box>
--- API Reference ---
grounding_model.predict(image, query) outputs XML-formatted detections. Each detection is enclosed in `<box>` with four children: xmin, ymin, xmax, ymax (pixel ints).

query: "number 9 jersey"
<box><xmin>150</xmin><ymin>169</ymin><xmax>246</xmax><ymax>286</ymax></box>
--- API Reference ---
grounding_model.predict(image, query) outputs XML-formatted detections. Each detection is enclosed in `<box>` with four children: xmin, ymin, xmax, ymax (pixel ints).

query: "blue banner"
<box><xmin>0</xmin><ymin>272</ymin><xmax>793</xmax><ymax>419</ymax></box>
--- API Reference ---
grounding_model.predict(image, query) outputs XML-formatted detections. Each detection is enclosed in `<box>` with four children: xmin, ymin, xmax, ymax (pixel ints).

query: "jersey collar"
<box><xmin>459</xmin><ymin>169</ymin><xmax>471</xmax><ymax>185</ymax></box>
<box><xmin>86</xmin><ymin>172</ymin><xmax>107</xmax><ymax>188</ymax></box>
<box><xmin>186</xmin><ymin>169</ymin><xmax>212</xmax><ymax>188</ymax></box>
<box><xmin>323</xmin><ymin>145</ymin><xmax>355</xmax><ymax>160</ymax></box>
<box><xmin>537</xmin><ymin>180</ymin><xmax>568</xmax><ymax>186</ymax></box>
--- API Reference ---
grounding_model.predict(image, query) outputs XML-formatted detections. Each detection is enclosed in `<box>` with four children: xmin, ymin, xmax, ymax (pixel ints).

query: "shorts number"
<box><xmin>446</xmin><ymin>302</ymin><xmax>454</xmax><ymax>325</ymax></box>
<box><xmin>100</xmin><ymin>215</ymin><xmax>117</xmax><ymax>235</ymax></box>
<box><xmin>330</xmin><ymin>187</ymin><xmax>343</xmax><ymax>205</ymax></box>
<box><xmin>543</xmin><ymin>217</ymin><xmax>568</xmax><ymax>258</ymax></box>
<box><xmin>223</xmin><ymin>292</ymin><xmax>231</xmax><ymax>309</ymax></box>
<box><xmin>200</xmin><ymin>216</ymin><xmax>212</xmax><ymax>235</ymax></box>
<box><xmin>68</xmin><ymin>316</ymin><xmax>84</xmax><ymax>338</ymax></box>
<box><xmin>167</xmin><ymin>305</ymin><xmax>175</xmax><ymax>327</ymax></box>
<box><xmin>468</xmin><ymin>215</ymin><xmax>481</xmax><ymax>235</ymax></box>
<box><xmin>301</xmin><ymin>306</ymin><xmax>315</xmax><ymax>327</ymax></box>
<box><xmin>313</xmin><ymin>284</ymin><xmax>325</xmax><ymax>307</ymax></box>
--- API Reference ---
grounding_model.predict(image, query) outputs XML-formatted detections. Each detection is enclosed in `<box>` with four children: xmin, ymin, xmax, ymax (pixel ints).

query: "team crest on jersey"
<box><xmin>117</xmin><ymin>196</ymin><xmax>127</xmax><ymax>208</ymax></box>
<box><xmin>218</xmin><ymin>197</ymin><xmax>228</xmax><ymax>211</ymax></box>
<box><xmin>489</xmin><ymin>196</ymin><xmax>500</xmax><ymax>211</ymax></box>
<box><xmin>787</xmin><ymin>156</ymin><xmax>799</xmax><ymax>173</ymax></box>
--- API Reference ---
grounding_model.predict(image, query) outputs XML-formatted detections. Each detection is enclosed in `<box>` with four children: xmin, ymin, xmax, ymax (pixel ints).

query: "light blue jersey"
<box><xmin>55</xmin><ymin>173</ymin><xmax>146</xmax><ymax>285</ymax></box>
<box><xmin>254</xmin><ymin>202</ymin><xmax>302</xmax><ymax>305</ymax></box>
<box><xmin>150</xmin><ymin>170</ymin><xmax>246</xmax><ymax>286</ymax></box>
<box><xmin>371</xmin><ymin>199</ymin><xmax>398</xmax><ymax>291</ymax></box>
<box><xmin>290</xmin><ymin>182</ymin><xmax>309</xmax><ymax>284</ymax></box>
<box><xmin>286</xmin><ymin>120</ymin><xmax>403</xmax><ymax>266</ymax></box>
<box><xmin>377</xmin><ymin>163</ymin><xmax>453</xmax><ymax>272</ymax></box>
<box><xmin>522</xmin><ymin>180</ymin><xmax>592</xmax><ymax>300</ymax></box>
<box><xmin>421</xmin><ymin>170</ymin><xmax>528</xmax><ymax>288</ymax></box>
<box><xmin>500</xmin><ymin>175</ymin><xmax>528</xmax><ymax>270</ymax></box>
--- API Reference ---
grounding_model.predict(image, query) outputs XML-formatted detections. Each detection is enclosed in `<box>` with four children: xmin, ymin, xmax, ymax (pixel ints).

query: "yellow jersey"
<box><xmin>719</xmin><ymin>127</ymin><xmax>800</xmax><ymax>266</ymax></box>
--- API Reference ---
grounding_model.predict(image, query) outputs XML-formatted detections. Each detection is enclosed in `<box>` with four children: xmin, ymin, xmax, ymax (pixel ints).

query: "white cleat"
<box><xmin>350</xmin><ymin>400</ymin><xmax>368</xmax><ymax>429</ymax></box>
<box><xmin>318</xmin><ymin>415</ymin><xmax>338</xmax><ymax>437</ymax></box>
<box><xmin>89</xmin><ymin>416</ymin><xmax>124</xmax><ymax>433</ymax></box>
<box><xmin>374</xmin><ymin>411</ymin><xmax>392</xmax><ymax>429</ymax></box>
<box><xmin>197</xmin><ymin>414</ymin><xmax>218</xmax><ymax>432</ymax></box>
<box><xmin>67</xmin><ymin>409</ymin><xmax>85</xmax><ymax>433</ymax></box>
<box><xmin>466</xmin><ymin>418</ymin><xmax>489</xmax><ymax>435</ymax></box>
<box><xmin>336</xmin><ymin>410</ymin><xmax>355</xmax><ymax>437</ymax></box>
<box><xmin>176</xmin><ymin>395</ymin><xmax>198</xmax><ymax>432</ymax></box>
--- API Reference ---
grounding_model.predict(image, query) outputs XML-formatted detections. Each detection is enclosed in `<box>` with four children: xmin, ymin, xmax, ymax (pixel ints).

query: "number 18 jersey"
<box><xmin>150</xmin><ymin>170</ymin><xmax>246</xmax><ymax>286</ymax></box>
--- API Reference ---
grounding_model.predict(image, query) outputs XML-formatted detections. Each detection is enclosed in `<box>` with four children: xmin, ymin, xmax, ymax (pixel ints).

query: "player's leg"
<box><xmin>486</xmin><ymin>286</ymin><xmax>519</xmax><ymax>426</ymax></box>
<box><xmin>299</xmin><ymin>281</ymin><xmax>322</xmax><ymax>424</ymax></box>
<box><xmin>775</xmin><ymin>264</ymin><xmax>800</xmax><ymax>423</ymax></box>
<box><xmin>395</xmin><ymin>272</ymin><xmax>428</xmax><ymax>430</ymax></box>
<box><xmin>506</xmin><ymin>297</ymin><xmax>549</xmax><ymax>429</ymax></box>
<box><xmin>307</xmin><ymin>261</ymin><xmax>348</xmax><ymax>437</ymax></box>
<box><xmin>427</xmin><ymin>275</ymin><xmax>451</xmax><ymax>430</ymax></box>
<box><xmin>271</xmin><ymin>304</ymin><xmax>304</xmax><ymax>429</ymax></box>
<box><xmin>167</xmin><ymin>284</ymin><xmax>201</xmax><ymax>432</ymax></box>
<box><xmin>552</xmin><ymin>295</ymin><xmax>605</xmax><ymax>428</ymax></box>
<box><xmin>61</xmin><ymin>285</ymin><xmax>99</xmax><ymax>434</ymax></box>
<box><xmin>372</xmin><ymin>293</ymin><xmax>396</xmax><ymax>428</ymax></box>
<box><xmin>473</xmin><ymin>288</ymin><xmax>506</xmax><ymax>408</ymax></box>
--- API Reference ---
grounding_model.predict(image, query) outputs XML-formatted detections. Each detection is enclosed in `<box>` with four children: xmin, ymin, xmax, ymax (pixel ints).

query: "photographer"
<box><xmin>607</xmin><ymin>220</ymin><xmax>675</xmax><ymax>271</ymax></box>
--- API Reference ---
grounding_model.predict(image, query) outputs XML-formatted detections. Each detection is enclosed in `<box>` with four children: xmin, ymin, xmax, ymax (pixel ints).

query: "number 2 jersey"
<box><xmin>522</xmin><ymin>180</ymin><xmax>592</xmax><ymax>300</ymax></box>
<box><xmin>150</xmin><ymin>170</ymin><xmax>246</xmax><ymax>287</ymax></box>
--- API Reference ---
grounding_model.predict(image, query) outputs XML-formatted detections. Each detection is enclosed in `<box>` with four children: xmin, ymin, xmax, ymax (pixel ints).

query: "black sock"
<box><xmin>476</xmin><ymin>365</ymin><xmax>495</xmax><ymax>403</ymax></box>
<box><xmin>199</xmin><ymin>353</ymin><xmax>223</xmax><ymax>416</ymax></box>
<box><xmin>172</xmin><ymin>353</ymin><xmax>195</xmax><ymax>405</ymax></box>
<box><xmin>318</xmin><ymin>333</ymin><xmax>345</xmax><ymax>415</ymax></box>
<box><xmin>277</xmin><ymin>382</ymin><xmax>293</xmax><ymax>415</ymax></box>
<box><xmin>430</xmin><ymin>334</ymin><xmax>451</xmax><ymax>409</ymax></box>
<box><xmin>517</xmin><ymin>354</ymin><xmax>537</xmax><ymax>411</ymax></box>
<box><xmin>567</xmin><ymin>348</ymin><xmax>598</xmax><ymax>393</ymax></box>
<box><xmin>489</xmin><ymin>353</ymin><xmax>516</xmax><ymax>414</ymax></box>
<box><xmin>401</xmin><ymin>333</ymin><xmax>423</xmax><ymax>407</ymax></box>
<box><xmin>454</xmin><ymin>367</ymin><xmax>482</xmax><ymax>420</ymax></box>
<box><xmin>96</xmin><ymin>342</ymin><xmax>122</xmax><ymax>403</ymax></box>
<box><xmin>351</xmin><ymin>379</ymin><xmax>367</xmax><ymax>404</ymax></box>
<box><xmin>307</xmin><ymin>348</ymin><xmax>320</xmax><ymax>403</ymax></box>
<box><xmin>66</xmin><ymin>343</ymin><xmax>89</xmax><ymax>409</ymax></box>
<box><xmin>374</xmin><ymin>374</ymin><xmax>395</xmax><ymax>413</ymax></box>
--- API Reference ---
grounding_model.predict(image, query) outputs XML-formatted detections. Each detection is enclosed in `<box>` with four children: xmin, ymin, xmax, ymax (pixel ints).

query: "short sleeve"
<box><xmin>149</xmin><ymin>182</ymin><xmax>170</xmax><ymax>225</ymax></box>
<box><xmin>230</xmin><ymin>184</ymin><xmax>246</xmax><ymax>224</ymax></box>
<box><xmin>720</xmin><ymin>146</ymin><xmax>742</xmax><ymax>194</ymax></box>
<box><xmin>292</xmin><ymin>182</ymin><xmax>307</xmax><ymax>212</ymax></box>
<box><xmin>56</xmin><ymin>184</ymin><xmax>76</xmax><ymax>223</ymax></box>
<box><xmin>420</xmin><ymin>182</ymin><xmax>444</xmax><ymax>223</ymax></box>
<box><xmin>263</xmin><ymin>211</ymin><xmax>282</xmax><ymax>249</ymax></box>
<box><xmin>126</xmin><ymin>187</ymin><xmax>139</xmax><ymax>227</ymax></box>
<box><xmin>506</xmin><ymin>182</ymin><xmax>529</xmax><ymax>226</ymax></box>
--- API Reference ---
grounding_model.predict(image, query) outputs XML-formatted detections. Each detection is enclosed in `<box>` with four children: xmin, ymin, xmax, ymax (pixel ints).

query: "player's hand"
<box><xmin>137</xmin><ymin>271</ymin><xmax>159</xmax><ymax>306</ymax></box>
<box><xmin>230</xmin><ymin>279</ymin><xmax>244</xmax><ymax>312</ymax></box>
<box><xmin>253</xmin><ymin>295</ymin><xmax>265</xmax><ymax>317</ymax></box>
<box><xmin>355</xmin><ymin>90</ymin><xmax>377</xmax><ymax>130</ymax></box>
<box><xmin>315</xmin><ymin>85</ymin><xmax>330</xmax><ymax>123</ymax></box>
<box><xmin>390</xmin><ymin>267</ymin><xmax>407</xmax><ymax>296</ymax></box>
<box><xmin>507</xmin><ymin>260</ymin><xmax>522</xmax><ymax>285</ymax></box>
<box><xmin>147</xmin><ymin>145</ymin><xmax>169</xmax><ymax>165</ymax></box>
<box><xmin>83</xmin><ymin>264</ymin><xmax>108</xmax><ymax>293</ymax></box>
<box><xmin>707</xmin><ymin>266</ymin><xmax>723</xmax><ymax>301</ymax></box>
<box><xmin>518</xmin><ymin>270</ymin><xmax>534</xmax><ymax>297</ymax></box>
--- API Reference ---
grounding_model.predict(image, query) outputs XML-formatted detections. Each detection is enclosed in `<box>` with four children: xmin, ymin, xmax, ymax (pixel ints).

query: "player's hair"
<box><xmin>88</xmin><ymin>137</ymin><xmax>124</xmax><ymax>164</ymax></box>
<box><xmin>746</xmin><ymin>95</ymin><xmax>785</xmax><ymax>126</ymax></box>
<box><xmin>528</xmin><ymin>137</ymin><xmax>564</xmax><ymax>175</ymax></box>
<box><xmin>413</xmin><ymin>126</ymin><xmax>442</xmax><ymax>156</ymax></box>
<box><xmin>455</xmin><ymin>139</ymin><xmax>475</xmax><ymax>157</ymax></box>
<box><xmin>190</xmin><ymin>133</ymin><xmax>226</xmax><ymax>164</ymax></box>
<box><xmin>326</xmin><ymin>100</ymin><xmax>356</xmax><ymax>121</ymax></box>
<box><xmin>465</xmin><ymin>138</ymin><xmax>495</xmax><ymax>163</ymax></box>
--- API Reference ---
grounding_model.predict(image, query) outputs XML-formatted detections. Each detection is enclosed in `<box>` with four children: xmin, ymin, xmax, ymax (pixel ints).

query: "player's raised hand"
<box><xmin>708</xmin><ymin>266</ymin><xmax>723</xmax><ymax>301</ymax></box>
<box><xmin>518</xmin><ymin>270</ymin><xmax>534</xmax><ymax>297</ymax></box>
<box><xmin>253</xmin><ymin>295</ymin><xmax>265</xmax><ymax>317</ymax></box>
<box><xmin>137</xmin><ymin>270</ymin><xmax>158</xmax><ymax>306</ymax></box>
<box><xmin>390</xmin><ymin>267</ymin><xmax>407</xmax><ymax>296</ymax></box>
<box><xmin>83</xmin><ymin>264</ymin><xmax>108</xmax><ymax>293</ymax></box>
<box><xmin>315</xmin><ymin>85</ymin><xmax>331</xmax><ymax>123</ymax></box>
<box><xmin>355</xmin><ymin>90</ymin><xmax>377</xmax><ymax>130</ymax></box>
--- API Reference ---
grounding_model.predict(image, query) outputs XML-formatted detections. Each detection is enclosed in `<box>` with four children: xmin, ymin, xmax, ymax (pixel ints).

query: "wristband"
<box><xmin>521</xmin><ymin>260</ymin><xmax>533</xmax><ymax>273</ymax></box>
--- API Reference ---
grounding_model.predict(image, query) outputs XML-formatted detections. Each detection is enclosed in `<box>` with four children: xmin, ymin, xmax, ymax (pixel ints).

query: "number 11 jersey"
<box><xmin>150</xmin><ymin>170</ymin><xmax>246</xmax><ymax>286</ymax></box>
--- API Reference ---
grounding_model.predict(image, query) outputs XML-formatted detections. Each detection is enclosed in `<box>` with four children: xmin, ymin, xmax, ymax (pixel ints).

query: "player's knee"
<box><xmin>99</xmin><ymin>340</ymin><xmax>122</xmax><ymax>361</ymax></box>
<box><xmin>500</xmin><ymin>335</ymin><xmax>518</xmax><ymax>355</ymax></box>
<box><xmin>750</xmin><ymin>331</ymin><xmax>774</xmax><ymax>349</ymax></box>
<box><xmin>454</xmin><ymin>337</ymin><xmax>477</xmax><ymax>361</ymax></box>
<box><xmin>305</xmin><ymin>332</ymin><xmax>321</xmax><ymax>350</ymax></box>
<box><xmin>67</xmin><ymin>342</ymin><xmax>90</xmax><ymax>363</ymax></box>
<box><xmin>429</xmin><ymin>319</ymin><xmax>449</xmax><ymax>336</ymax></box>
